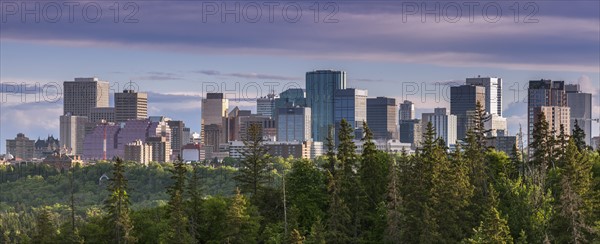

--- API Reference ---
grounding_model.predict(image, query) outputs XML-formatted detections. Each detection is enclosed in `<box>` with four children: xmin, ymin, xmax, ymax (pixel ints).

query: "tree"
<box><xmin>289</xmin><ymin>229</ymin><xmax>305</xmax><ymax>244</ymax></box>
<box><xmin>465</xmin><ymin>187</ymin><xmax>513</xmax><ymax>244</ymax></box>
<box><xmin>287</xmin><ymin>159</ymin><xmax>327</xmax><ymax>234</ymax></box>
<box><xmin>104</xmin><ymin>157</ymin><xmax>136</xmax><ymax>244</ymax></box>
<box><xmin>510</xmin><ymin>144</ymin><xmax>524</xmax><ymax>179</ymax></box>
<box><xmin>305</xmin><ymin>218</ymin><xmax>326</xmax><ymax>244</ymax></box>
<box><xmin>530</xmin><ymin>112</ymin><xmax>552</xmax><ymax>178</ymax></box>
<box><xmin>223</xmin><ymin>189</ymin><xmax>260</xmax><ymax>243</ymax></box>
<box><xmin>325</xmin><ymin>170</ymin><xmax>352</xmax><ymax>244</ymax></box>
<box><xmin>325</xmin><ymin>125</ymin><xmax>337</xmax><ymax>178</ymax></box>
<box><xmin>383</xmin><ymin>158</ymin><xmax>402</xmax><ymax>244</ymax></box>
<box><xmin>235</xmin><ymin>123</ymin><xmax>271</xmax><ymax>197</ymax></box>
<box><xmin>554</xmin><ymin>124</ymin><xmax>569</xmax><ymax>168</ymax></box>
<box><xmin>187</xmin><ymin>162</ymin><xmax>204</xmax><ymax>242</ymax></box>
<box><xmin>336</xmin><ymin>119</ymin><xmax>362</xmax><ymax>240</ymax></box>
<box><xmin>572</xmin><ymin>120</ymin><xmax>587</xmax><ymax>152</ymax></box>
<box><xmin>162</xmin><ymin>159</ymin><xmax>193</xmax><ymax>243</ymax></box>
<box><xmin>32</xmin><ymin>209</ymin><xmax>57</xmax><ymax>243</ymax></box>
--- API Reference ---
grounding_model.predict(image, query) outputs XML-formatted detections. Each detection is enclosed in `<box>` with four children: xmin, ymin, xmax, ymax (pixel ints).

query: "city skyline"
<box><xmin>1</xmin><ymin>1</ymin><xmax>599</xmax><ymax>152</ymax></box>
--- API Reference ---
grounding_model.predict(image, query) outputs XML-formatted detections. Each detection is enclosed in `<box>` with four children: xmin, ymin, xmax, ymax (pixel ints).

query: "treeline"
<box><xmin>2</xmin><ymin>103</ymin><xmax>600</xmax><ymax>243</ymax></box>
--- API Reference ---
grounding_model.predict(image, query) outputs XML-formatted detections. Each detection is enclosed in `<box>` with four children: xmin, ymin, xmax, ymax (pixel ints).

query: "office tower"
<box><xmin>466</xmin><ymin>76</ymin><xmax>503</xmax><ymax>116</ymax></box>
<box><xmin>566</xmin><ymin>84</ymin><xmax>592</xmax><ymax>145</ymax></box>
<box><xmin>82</xmin><ymin>123</ymin><xmax>121</xmax><ymax>160</ymax></box>
<box><xmin>528</xmin><ymin>80</ymin><xmax>568</xmax><ymax>155</ymax></box>
<box><xmin>90</xmin><ymin>107</ymin><xmax>115</xmax><ymax>123</ymax></box>
<box><xmin>60</xmin><ymin>114</ymin><xmax>88</xmax><ymax>155</ymax></box>
<box><xmin>167</xmin><ymin>120</ymin><xmax>185</xmax><ymax>158</ymax></box>
<box><xmin>306</xmin><ymin>70</ymin><xmax>347</xmax><ymax>142</ymax></box>
<box><xmin>124</xmin><ymin>139</ymin><xmax>153</xmax><ymax>165</ymax></box>
<box><xmin>399</xmin><ymin>100</ymin><xmax>415</xmax><ymax>120</ymax></box>
<box><xmin>367</xmin><ymin>97</ymin><xmax>398</xmax><ymax>140</ymax></box>
<box><xmin>277</xmin><ymin>107</ymin><xmax>311</xmax><ymax>141</ymax></box>
<box><xmin>399</xmin><ymin>119</ymin><xmax>422</xmax><ymax>148</ymax></box>
<box><xmin>63</xmin><ymin>77</ymin><xmax>109</xmax><ymax>116</ymax></box>
<box><xmin>115</xmin><ymin>90</ymin><xmax>148</xmax><ymax>123</ymax></box>
<box><xmin>182</xmin><ymin>127</ymin><xmax>191</xmax><ymax>145</ymax></box>
<box><xmin>421</xmin><ymin>108</ymin><xmax>457</xmax><ymax>147</ymax></box>
<box><xmin>227</xmin><ymin>107</ymin><xmax>253</xmax><ymax>141</ymax></box>
<box><xmin>275</xmin><ymin>88</ymin><xmax>306</xmax><ymax>109</ymax></box>
<box><xmin>257</xmin><ymin>92</ymin><xmax>276</xmax><ymax>118</ymax></box>
<box><xmin>488</xmin><ymin>135</ymin><xmax>518</xmax><ymax>155</ymax></box>
<box><xmin>334</xmin><ymin>88</ymin><xmax>368</xmax><ymax>141</ymax></box>
<box><xmin>485</xmin><ymin>114</ymin><xmax>508</xmax><ymax>137</ymax></box>
<box><xmin>535</xmin><ymin>106</ymin><xmax>571</xmax><ymax>136</ymax></box>
<box><xmin>34</xmin><ymin>135</ymin><xmax>60</xmax><ymax>159</ymax></box>
<box><xmin>146</xmin><ymin>136</ymin><xmax>171</xmax><ymax>162</ymax></box>
<box><xmin>239</xmin><ymin>115</ymin><xmax>277</xmax><ymax>141</ymax></box>
<box><xmin>450</xmin><ymin>85</ymin><xmax>486</xmax><ymax>139</ymax></box>
<box><xmin>6</xmin><ymin>133</ymin><xmax>35</xmax><ymax>160</ymax></box>
<box><xmin>201</xmin><ymin>93</ymin><xmax>229</xmax><ymax>149</ymax></box>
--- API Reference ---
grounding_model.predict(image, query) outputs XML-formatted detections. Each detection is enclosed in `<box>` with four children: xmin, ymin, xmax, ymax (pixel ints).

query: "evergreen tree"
<box><xmin>287</xmin><ymin>159</ymin><xmax>327</xmax><ymax>234</ymax></box>
<box><xmin>510</xmin><ymin>144</ymin><xmax>524</xmax><ymax>179</ymax></box>
<box><xmin>224</xmin><ymin>189</ymin><xmax>260</xmax><ymax>243</ymax></box>
<box><xmin>325</xmin><ymin>125</ymin><xmax>337</xmax><ymax>179</ymax></box>
<box><xmin>530</xmin><ymin>112</ymin><xmax>552</xmax><ymax>179</ymax></box>
<box><xmin>235</xmin><ymin>123</ymin><xmax>270</xmax><ymax>197</ymax></box>
<box><xmin>572</xmin><ymin>120</ymin><xmax>587</xmax><ymax>152</ymax></box>
<box><xmin>104</xmin><ymin>157</ymin><xmax>136</xmax><ymax>244</ymax></box>
<box><xmin>383</xmin><ymin>158</ymin><xmax>402</xmax><ymax>244</ymax></box>
<box><xmin>187</xmin><ymin>161</ymin><xmax>204</xmax><ymax>242</ymax></box>
<box><xmin>466</xmin><ymin>187</ymin><xmax>513</xmax><ymax>243</ymax></box>
<box><xmin>305</xmin><ymin>218</ymin><xmax>326</xmax><ymax>244</ymax></box>
<box><xmin>336</xmin><ymin>119</ymin><xmax>362</xmax><ymax>240</ymax></box>
<box><xmin>325</xmin><ymin>171</ymin><xmax>352</xmax><ymax>244</ymax></box>
<box><xmin>289</xmin><ymin>229</ymin><xmax>305</xmax><ymax>244</ymax></box>
<box><xmin>163</xmin><ymin>159</ymin><xmax>193</xmax><ymax>243</ymax></box>
<box><xmin>32</xmin><ymin>209</ymin><xmax>57</xmax><ymax>244</ymax></box>
<box><xmin>554</xmin><ymin>124</ymin><xmax>569</xmax><ymax>168</ymax></box>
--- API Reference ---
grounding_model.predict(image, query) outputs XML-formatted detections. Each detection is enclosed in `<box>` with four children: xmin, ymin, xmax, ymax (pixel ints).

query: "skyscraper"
<box><xmin>367</xmin><ymin>97</ymin><xmax>398</xmax><ymax>140</ymax></box>
<box><xmin>399</xmin><ymin>100</ymin><xmax>415</xmax><ymax>121</ymax></box>
<box><xmin>201</xmin><ymin>93</ymin><xmax>229</xmax><ymax>150</ymax></box>
<box><xmin>450</xmin><ymin>84</ymin><xmax>486</xmax><ymax>139</ymax></box>
<box><xmin>115</xmin><ymin>90</ymin><xmax>148</xmax><ymax>123</ymax></box>
<box><xmin>257</xmin><ymin>92</ymin><xmax>276</xmax><ymax>118</ymax></box>
<box><xmin>528</xmin><ymin>80</ymin><xmax>569</xmax><ymax>156</ymax></box>
<box><xmin>273</xmin><ymin>88</ymin><xmax>307</xmax><ymax>119</ymax></box>
<box><xmin>421</xmin><ymin>108</ymin><xmax>457</xmax><ymax>147</ymax></box>
<box><xmin>167</xmin><ymin>120</ymin><xmax>186</xmax><ymax>158</ymax></box>
<box><xmin>565</xmin><ymin>84</ymin><xmax>592</xmax><ymax>145</ymax></box>
<box><xmin>399</xmin><ymin>119</ymin><xmax>422</xmax><ymax>148</ymax></box>
<box><xmin>306</xmin><ymin>70</ymin><xmax>347</xmax><ymax>142</ymax></box>
<box><xmin>90</xmin><ymin>107</ymin><xmax>115</xmax><ymax>123</ymax></box>
<box><xmin>466</xmin><ymin>76</ymin><xmax>502</xmax><ymax>116</ymax></box>
<box><xmin>60</xmin><ymin>114</ymin><xmax>88</xmax><ymax>155</ymax></box>
<box><xmin>277</xmin><ymin>107</ymin><xmax>311</xmax><ymax>142</ymax></box>
<box><xmin>334</xmin><ymin>88</ymin><xmax>368</xmax><ymax>141</ymax></box>
<box><xmin>63</xmin><ymin>77</ymin><xmax>109</xmax><ymax>117</ymax></box>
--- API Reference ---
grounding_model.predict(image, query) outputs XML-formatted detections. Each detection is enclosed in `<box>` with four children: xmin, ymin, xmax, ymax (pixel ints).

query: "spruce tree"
<box><xmin>234</xmin><ymin>123</ymin><xmax>270</xmax><ymax>197</ymax></box>
<box><xmin>383</xmin><ymin>158</ymin><xmax>402</xmax><ymax>244</ymax></box>
<box><xmin>466</xmin><ymin>187</ymin><xmax>513</xmax><ymax>244</ymax></box>
<box><xmin>336</xmin><ymin>119</ymin><xmax>362</xmax><ymax>240</ymax></box>
<box><xmin>187</xmin><ymin>161</ymin><xmax>204</xmax><ymax>242</ymax></box>
<box><xmin>224</xmin><ymin>189</ymin><xmax>260</xmax><ymax>243</ymax></box>
<box><xmin>104</xmin><ymin>157</ymin><xmax>136</xmax><ymax>244</ymax></box>
<box><xmin>572</xmin><ymin>120</ymin><xmax>587</xmax><ymax>152</ymax></box>
<box><xmin>163</xmin><ymin>159</ymin><xmax>193</xmax><ymax>243</ymax></box>
<box><xmin>325</xmin><ymin>171</ymin><xmax>352</xmax><ymax>244</ymax></box>
<box><xmin>530</xmin><ymin>112</ymin><xmax>552</xmax><ymax>177</ymax></box>
<box><xmin>32</xmin><ymin>209</ymin><xmax>57</xmax><ymax>243</ymax></box>
<box><xmin>306</xmin><ymin>218</ymin><xmax>326</xmax><ymax>244</ymax></box>
<box><xmin>359</xmin><ymin>121</ymin><xmax>388</xmax><ymax>206</ymax></box>
<box><xmin>325</xmin><ymin>125</ymin><xmax>337</xmax><ymax>178</ymax></box>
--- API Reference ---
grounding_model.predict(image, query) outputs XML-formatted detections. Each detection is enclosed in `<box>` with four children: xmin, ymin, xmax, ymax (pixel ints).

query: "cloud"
<box><xmin>577</xmin><ymin>75</ymin><xmax>598</xmax><ymax>95</ymax></box>
<box><xmin>131</xmin><ymin>72</ymin><xmax>184</xmax><ymax>81</ymax></box>
<box><xmin>195</xmin><ymin>70</ymin><xmax>300</xmax><ymax>81</ymax></box>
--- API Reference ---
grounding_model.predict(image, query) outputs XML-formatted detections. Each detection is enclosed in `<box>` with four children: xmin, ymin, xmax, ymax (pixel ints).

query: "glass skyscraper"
<box><xmin>334</xmin><ymin>88</ymin><xmax>368</xmax><ymax>144</ymax></box>
<box><xmin>306</xmin><ymin>70</ymin><xmax>347</xmax><ymax>143</ymax></box>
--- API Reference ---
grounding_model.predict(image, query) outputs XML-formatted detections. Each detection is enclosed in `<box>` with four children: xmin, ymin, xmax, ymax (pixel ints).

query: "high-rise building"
<box><xmin>450</xmin><ymin>85</ymin><xmax>486</xmax><ymax>140</ymax></box>
<box><xmin>274</xmin><ymin>88</ymin><xmax>306</xmax><ymax>114</ymax></box>
<box><xmin>167</xmin><ymin>120</ymin><xmax>185</xmax><ymax>158</ymax></box>
<box><xmin>124</xmin><ymin>139</ymin><xmax>153</xmax><ymax>165</ymax></box>
<box><xmin>399</xmin><ymin>100</ymin><xmax>415</xmax><ymax>121</ymax></box>
<box><xmin>146</xmin><ymin>136</ymin><xmax>171</xmax><ymax>162</ymax></box>
<box><xmin>60</xmin><ymin>114</ymin><xmax>88</xmax><ymax>155</ymax></box>
<box><xmin>485</xmin><ymin>114</ymin><xmax>508</xmax><ymax>137</ymax></box>
<box><xmin>421</xmin><ymin>108</ymin><xmax>457</xmax><ymax>147</ymax></box>
<box><xmin>466</xmin><ymin>76</ymin><xmax>502</xmax><ymax>116</ymax></box>
<box><xmin>399</xmin><ymin>119</ymin><xmax>422</xmax><ymax>148</ymax></box>
<box><xmin>257</xmin><ymin>92</ymin><xmax>276</xmax><ymax>118</ymax></box>
<box><xmin>90</xmin><ymin>107</ymin><xmax>115</xmax><ymax>123</ymax></box>
<box><xmin>367</xmin><ymin>97</ymin><xmax>398</xmax><ymax>140</ymax></box>
<box><xmin>201</xmin><ymin>93</ymin><xmax>229</xmax><ymax>149</ymax></box>
<box><xmin>6</xmin><ymin>133</ymin><xmax>35</xmax><ymax>160</ymax></box>
<box><xmin>334</xmin><ymin>88</ymin><xmax>367</xmax><ymax>141</ymax></box>
<box><xmin>535</xmin><ymin>106</ymin><xmax>571</xmax><ymax>137</ymax></box>
<box><xmin>115</xmin><ymin>90</ymin><xmax>148</xmax><ymax>123</ymax></box>
<box><xmin>566</xmin><ymin>84</ymin><xmax>592</xmax><ymax>145</ymax></box>
<box><xmin>528</xmin><ymin>80</ymin><xmax>568</xmax><ymax>154</ymax></box>
<box><xmin>306</xmin><ymin>70</ymin><xmax>347</xmax><ymax>143</ymax></box>
<box><xmin>63</xmin><ymin>77</ymin><xmax>109</xmax><ymax>116</ymax></box>
<box><xmin>277</xmin><ymin>107</ymin><xmax>311</xmax><ymax>142</ymax></box>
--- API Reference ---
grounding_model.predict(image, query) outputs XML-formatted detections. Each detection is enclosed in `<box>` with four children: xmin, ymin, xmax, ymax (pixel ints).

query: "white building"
<box><xmin>229</xmin><ymin>140</ymin><xmax>323</xmax><ymax>160</ymax></box>
<box><xmin>466</xmin><ymin>76</ymin><xmax>502</xmax><ymax>116</ymax></box>
<box><xmin>422</xmin><ymin>108</ymin><xmax>457</xmax><ymax>147</ymax></box>
<box><xmin>485</xmin><ymin>114</ymin><xmax>508</xmax><ymax>137</ymax></box>
<box><xmin>60</xmin><ymin>114</ymin><xmax>88</xmax><ymax>155</ymax></box>
<box><xmin>353</xmin><ymin>139</ymin><xmax>413</xmax><ymax>154</ymax></box>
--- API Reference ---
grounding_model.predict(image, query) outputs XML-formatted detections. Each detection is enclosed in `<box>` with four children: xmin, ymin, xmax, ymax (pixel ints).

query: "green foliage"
<box><xmin>235</xmin><ymin>123</ymin><xmax>271</xmax><ymax>197</ymax></box>
<box><xmin>572</xmin><ymin>120</ymin><xmax>587</xmax><ymax>152</ymax></box>
<box><xmin>465</xmin><ymin>187</ymin><xmax>513</xmax><ymax>244</ymax></box>
<box><xmin>162</xmin><ymin>160</ymin><xmax>193</xmax><ymax>243</ymax></box>
<box><xmin>104</xmin><ymin>157</ymin><xmax>136</xmax><ymax>244</ymax></box>
<box><xmin>286</xmin><ymin>159</ymin><xmax>327</xmax><ymax>234</ymax></box>
<box><xmin>223</xmin><ymin>189</ymin><xmax>261</xmax><ymax>243</ymax></box>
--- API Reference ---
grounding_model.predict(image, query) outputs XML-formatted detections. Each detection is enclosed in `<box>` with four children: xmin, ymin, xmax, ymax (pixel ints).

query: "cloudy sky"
<box><xmin>1</xmin><ymin>0</ymin><xmax>599</xmax><ymax>151</ymax></box>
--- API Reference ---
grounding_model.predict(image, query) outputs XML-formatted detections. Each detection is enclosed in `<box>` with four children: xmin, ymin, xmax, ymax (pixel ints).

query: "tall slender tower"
<box><xmin>306</xmin><ymin>70</ymin><xmax>347</xmax><ymax>142</ymax></box>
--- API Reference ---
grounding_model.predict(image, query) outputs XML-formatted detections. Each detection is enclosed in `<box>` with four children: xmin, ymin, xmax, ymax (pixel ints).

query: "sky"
<box><xmin>1</xmin><ymin>0</ymin><xmax>599</xmax><ymax>152</ymax></box>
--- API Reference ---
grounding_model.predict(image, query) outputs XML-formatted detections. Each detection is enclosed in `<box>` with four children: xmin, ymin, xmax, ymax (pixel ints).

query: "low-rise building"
<box><xmin>229</xmin><ymin>140</ymin><xmax>323</xmax><ymax>160</ymax></box>
<box><xmin>6</xmin><ymin>133</ymin><xmax>35</xmax><ymax>161</ymax></box>
<box><xmin>42</xmin><ymin>153</ymin><xmax>84</xmax><ymax>170</ymax></box>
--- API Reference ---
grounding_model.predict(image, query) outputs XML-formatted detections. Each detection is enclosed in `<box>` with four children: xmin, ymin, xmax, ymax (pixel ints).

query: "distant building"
<box><xmin>565</xmin><ymin>84</ymin><xmax>592</xmax><ymax>145</ymax></box>
<box><xmin>528</xmin><ymin>80</ymin><xmax>568</xmax><ymax>156</ymax></box>
<box><xmin>274</xmin><ymin>88</ymin><xmax>306</xmax><ymax>118</ymax></box>
<box><xmin>466</xmin><ymin>76</ymin><xmax>503</xmax><ymax>116</ymax></box>
<box><xmin>488</xmin><ymin>135</ymin><xmax>518</xmax><ymax>155</ymax></box>
<box><xmin>124</xmin><ymin>139</ymin><xmax>153</xmax><ymax>165</ymax></box>
<box><xmin>146</xmin><ymin>136</ymin><xmax>171</xmax><ymax>162</ymax></box>
<box><xmin>181</xmin><ymin>143</ymin><xmax>205</xmax><ymax>162</ymax></box>
<box><xmin>422</xmin><ymin>108</ymin><xmax>457</xmax><ymax>147</ymax></box>
<box><xmin>277</xmin><ymin>107</ymin><xmax>311</xmax><ymax>142</ymax></box>
<box><xmin>42</xmin><ymin>153</ymin><xmax>84</xmax><ymax>170</ymax></box>
<box><xmin>399</xmin><ymin>119</ymin><xmax>422</xmax><ymax>149</ymax></box>
<box><xmin>485</xmin><ymin>114</ymin><xmax>508</xmax><ymax>137</ymax></box>
<box><xmin>202</xmin><ymin>93</ymin><xmax>229</xmax><ymax>150</ymax></box>
<box><xmin>60</xmin><ymin>114</ymin><xmax>88</xmax><ymax>155</ymax></box>
<box><xmin>534</xmin><ymin>106</ymin><xmax>571</xmax><ymax>136</ymax></box>
<box><xmin>399</xmin><ymin>100</ymin><xmax>415</xmax><ymax>121</ymax></box>
<box><xmin>90</xmin><ymin>107</ymin><xmax>115</xmax><ymax>123</ymax></box>
<box><xmin>34</xmin><ymin>135</ymin><xmax>60</xmax><ymax>159</ymax></box>
<box><xmin>63</xmin><ymin>77</ymin><xmax>110</xmax><ymax>117</ymax></box>
<box><xmin>82</xmin><ymin>123</ymin><xmax>121</xmax><ymax>160</ymax></box>
<box><xmin>257</xmin><ymin>93</ymin><xmax>276</xmax><ymax>118</ymax></box>
<box><xmin>334</xmin><ymin>88</ymin><xmax>368</xmax><ymax>143</ymax></box>
<box><xmin>229</xmin><ymin>140</ymin><xmax>323</xmax><ymax>160</ymax></box>
<box><xmin>115</xmin><ymin>90</ymin><xmax>148</xmax><ymax>123</ymax></box>
<box><xmin>6</xmin><ymin>133</ymin><xmax>35</xmax><ymax>160</ymax></box>
<box><xmin>354</xmin><ymin>139</ymin><xmax>413</xmax><ymax>154</ymax></box>
<box><xmin>367</xmin><ymin>97</ymin><xmax>398</xmax><ymax>140</ymax></box>
<box><xmin>167</xmin><ymin>120</ymin><xmax>186</xmax><ymax>158</ymax></box>
<box><xmin>306</xmin><ymin>70</ymin><xmax>347</xmax><ymax>143</ymax></box>
<box><xmin>450</xmin><ymin>84</ymin><xmax>486</xmax><ymax>139</ymax></box>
